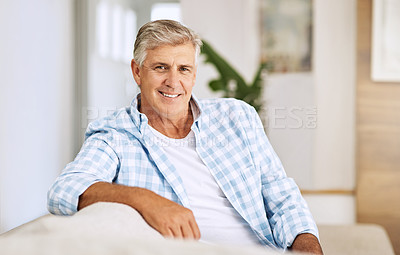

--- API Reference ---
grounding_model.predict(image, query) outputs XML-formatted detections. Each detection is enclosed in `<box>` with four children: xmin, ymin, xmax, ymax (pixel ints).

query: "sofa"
<box><xmin>0</xmin><ymin>202</ymin><xmax>395</xmax><ymax>255</ymax></box>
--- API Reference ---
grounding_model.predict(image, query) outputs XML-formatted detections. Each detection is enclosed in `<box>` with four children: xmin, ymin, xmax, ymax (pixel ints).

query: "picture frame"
<box><xmin>371</xmin><ymin>0</ymin><xmax>400</xmax><ymax>82</ymax></box>
<box><xmin>260</xmin><ymin>0</ymin><xmax>313</xmax><ymax>73</ymax></box>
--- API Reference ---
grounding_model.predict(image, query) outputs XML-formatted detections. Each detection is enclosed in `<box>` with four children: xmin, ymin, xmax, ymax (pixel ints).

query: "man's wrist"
<box><xmin>289</xmin><ymin>233</ymin><xmax>323</xmax><ymax>255</ymax></box>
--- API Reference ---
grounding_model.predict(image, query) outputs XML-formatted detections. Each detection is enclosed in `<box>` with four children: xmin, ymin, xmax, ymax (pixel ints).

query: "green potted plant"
<box><xmin>201</xmin><ymin>40</ymin><xmax>270</xmax><ymax>112</ymax></box>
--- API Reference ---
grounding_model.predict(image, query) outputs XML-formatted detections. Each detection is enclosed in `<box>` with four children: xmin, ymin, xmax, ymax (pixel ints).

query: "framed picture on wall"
<box><xmin>260</xmin><ymin>0</ymin><xmax>313</xmax><ymax>73</ymax></box>
<box><xmin>371</xmin><ymin>0</ymin><xmax>400</xmax><ymax>82</ymax></box>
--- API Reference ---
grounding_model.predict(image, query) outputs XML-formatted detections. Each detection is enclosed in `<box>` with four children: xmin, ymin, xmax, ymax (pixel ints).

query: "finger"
<box><xmin>169</xmin><ymin>225</ymin><xmax>183</xmax><ymax>239</ymax></box>
<box><xmin>166</xmin><ymin>228</ymin><xmax>175</xmax><ymax>238</ymax></box>
<box><xmin>189</xmin><ymin>219</ymin><xmax>201</xmax><ymax>240</ymax></box>
<box><xmin>160</xmin><ymin>227</ymin><xmax>174</xmax><ymax>239</ymax></box>
<box><xmin>180</xmin><ymin>223</ymin><xmax>194</xmax><ymax>239</ymax></box>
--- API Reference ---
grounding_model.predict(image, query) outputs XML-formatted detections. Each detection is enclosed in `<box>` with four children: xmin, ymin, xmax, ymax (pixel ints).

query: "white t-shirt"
<box><xmin>148</xmin><ymin>111</ymin><xmax>262</xmax><ymax>246</ymax></box>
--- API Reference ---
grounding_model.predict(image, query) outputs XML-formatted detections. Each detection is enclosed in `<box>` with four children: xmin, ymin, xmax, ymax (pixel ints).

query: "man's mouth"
<box><xmin>159</xmin><ymin>91</ymin><xmax>180</xmax><ymax>98</ymax></box>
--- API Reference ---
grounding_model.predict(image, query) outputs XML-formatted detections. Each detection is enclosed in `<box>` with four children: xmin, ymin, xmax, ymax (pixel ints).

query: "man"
<box><xmin>48</xmin><ymin>20</ymin><xmax>323</xmax><ymax>254</ymax></box>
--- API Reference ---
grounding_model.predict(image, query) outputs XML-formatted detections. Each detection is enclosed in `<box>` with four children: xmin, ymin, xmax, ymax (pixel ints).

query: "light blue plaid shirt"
<box><xmin>47</xmin><ymin>94</ymin><xmax>318</xmax><ymax>249</ymax></box>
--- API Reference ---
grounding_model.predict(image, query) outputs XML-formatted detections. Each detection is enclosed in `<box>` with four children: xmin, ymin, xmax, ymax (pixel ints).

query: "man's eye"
<box><xmin>180</xmin><ymin>67</ymin><xmax>190</xmax><ymax>72</ymax></box>
<box><xmin>155</xmin><ymin>66</ymin><xmax>167</xmax><ymax>70</ymax></box>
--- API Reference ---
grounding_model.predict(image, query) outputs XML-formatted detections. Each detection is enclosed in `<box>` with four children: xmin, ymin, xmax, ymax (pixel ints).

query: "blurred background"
<box><xmin>0</xmin><ymin>0</ymin><xmax>399</xmax><ymax>253</ymax></box>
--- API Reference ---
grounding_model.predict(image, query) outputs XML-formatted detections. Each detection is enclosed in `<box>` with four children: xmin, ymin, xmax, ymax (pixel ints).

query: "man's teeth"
<box><xmin>161</xmin><ymin>92</ymin><xmax>179</xmax><ymax>98</ymax></box>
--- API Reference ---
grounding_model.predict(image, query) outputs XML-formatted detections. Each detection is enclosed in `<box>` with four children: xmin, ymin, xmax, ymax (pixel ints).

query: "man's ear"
<box><xmin>131</xmin><ymin>59</ymin><xmax>141</xmax><ymax>86</ymax></box>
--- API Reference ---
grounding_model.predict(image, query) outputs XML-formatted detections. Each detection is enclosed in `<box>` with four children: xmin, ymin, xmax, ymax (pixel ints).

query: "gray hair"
<box><xmin>133</xmin><ymin>20</ymin><xmax>202</xmax><ymax>66</ymax></box>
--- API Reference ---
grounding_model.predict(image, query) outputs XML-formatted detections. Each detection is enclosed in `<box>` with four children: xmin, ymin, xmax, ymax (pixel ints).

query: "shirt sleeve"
<box><xmin>245</xmin><ymin>104</ymin><xmax>319</xmax><ymax>249</ymax></box>
<box><xmin>47</xmin><ymin>134</ymin><xmax>120</xmax><ymax>215</ymax></box>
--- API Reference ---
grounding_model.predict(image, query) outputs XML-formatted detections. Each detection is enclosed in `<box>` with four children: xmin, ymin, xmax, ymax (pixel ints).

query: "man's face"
<box><xmin>131</xmin><ymin>43</ymin><xmax>197</xmax><ymax>120</ymax></box>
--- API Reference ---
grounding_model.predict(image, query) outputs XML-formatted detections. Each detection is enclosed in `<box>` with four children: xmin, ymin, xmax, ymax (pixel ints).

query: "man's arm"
<box><xmin>47</xmin><ymin>126</ymin><xmax>199</xmax><ymax>239</ymax></box>
<box><xmin>240</xmin><ymin>104</ymin><xmax>321</xmax><ymax>249</ymax></box>
<box><xmin>78</xmin><ymin>182</ymin><xmax>201</xmax><ymax>240</ymax></box>
<box><xmin>290</xmin><ymin>233</ymin><xmax>323</xmax><ymax>254</ymax></box>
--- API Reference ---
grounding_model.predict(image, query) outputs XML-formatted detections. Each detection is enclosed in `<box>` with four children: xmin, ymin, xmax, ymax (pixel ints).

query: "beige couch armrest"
<box><xmin>318</xmin><ymin>224</ymin><xmax>395</xmax><ymax>255</ymax></box>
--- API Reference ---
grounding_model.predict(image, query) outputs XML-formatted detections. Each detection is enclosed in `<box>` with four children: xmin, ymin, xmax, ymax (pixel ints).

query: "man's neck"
<box><xmin>140</xmin><ymin>105</ymin><xmax>193</xmax><ymax>139</ymax></box>
<box><xmin>149</xmin><ymin>112</ymin><xmax>193</xmax><ymax>139</ymax></box>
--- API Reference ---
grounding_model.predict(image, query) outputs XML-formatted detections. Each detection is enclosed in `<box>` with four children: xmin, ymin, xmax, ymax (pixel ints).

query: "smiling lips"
<box><xmin>159</xmin><ymin>91</ymin><xmax>180</xmax><ymax>98</ymax></box>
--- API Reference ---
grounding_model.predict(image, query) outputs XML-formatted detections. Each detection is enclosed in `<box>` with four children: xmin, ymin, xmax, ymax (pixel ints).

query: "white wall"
<box><xmin>267</xmin><ymin>0</ymin><xmax>356</xmax><ymax>190</ymax></box>
<box><xmin>265</xmin><ymin>73</ymin><xmax>315</xmax><ymax>189</ymax></box>
<box><xmin>86</xmin><ymin>0</ymin><xmax>138</xmax><ymax>134</ymax></box>
<box><xmin>0</xmin><ymin>0</ymin><xmax>74</xmax><ymax>233</ymax></box>
<box><xmin>303</xmin><ymin>194</ymin><xmax>355</xmax><ymax>225</ymax></box>
<box><xmin>181</xmin><ymin>0</ymin><xmax>356</xmax><ymax>224</ymax></box>
<box><xmin>313</xmin><ymin>0</ymin><xmax>356</xmax><ymax>190</ymax></box>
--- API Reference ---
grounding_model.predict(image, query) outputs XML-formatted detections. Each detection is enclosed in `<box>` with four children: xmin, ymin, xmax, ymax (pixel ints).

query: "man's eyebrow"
<box><xmin>179</xmin><ymin>64</ymin><xmax>194</xmax><ymax>69</ymax></box>
<box><xmin>150</xmin><ymin>62</ymin><xmax>169</xmax><ymax>67</ymax></box>
<box><xmin>148</xmin><ymin>62</ymin><xmax>194</xmax><ymax>69</ymax></box>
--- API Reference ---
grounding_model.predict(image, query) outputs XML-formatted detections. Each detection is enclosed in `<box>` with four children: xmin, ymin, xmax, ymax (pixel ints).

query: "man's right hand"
<box><xmin>78</xmin><ymin>182</ymin><xmax>201</xmax><ymax>240</ymax></box>
<box><xmin>137</xmin><ymin>191</ymin><xmax>201</xmax><ymax>240</ymax></box>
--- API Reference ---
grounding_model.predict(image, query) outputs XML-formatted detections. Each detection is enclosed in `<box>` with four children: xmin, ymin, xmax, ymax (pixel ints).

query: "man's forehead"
<box><xmin>148</xmin><ymin>41</ymin><xmax>194</xmax><ymax>50</ymax></box>
<box><xmin>144</xmin><ymin>43</ymin><xmax>196</xmax><ymax>63</ymax></box>
<box><xmin>147</xmin><ymin>43</ymin><xmax>195</xmax><ymax>52</ymax></box>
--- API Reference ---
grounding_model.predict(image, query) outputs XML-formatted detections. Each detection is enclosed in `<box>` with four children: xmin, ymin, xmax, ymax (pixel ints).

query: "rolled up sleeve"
<box><xmin>262</xmin><ymin>177</ymin><xmax>318</xmax><ymax>248</ymax></box>
<box><xmin>47</xmin><ymin>135</ymin><xmax>120</xmax><ymax>215</ymax></box>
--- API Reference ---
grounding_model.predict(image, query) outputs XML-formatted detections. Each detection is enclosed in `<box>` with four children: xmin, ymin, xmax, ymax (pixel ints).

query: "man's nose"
<box><xmin>165</xmin><ymin>69</ymin><xmax>180</xmax><ymax>87</ymax></box>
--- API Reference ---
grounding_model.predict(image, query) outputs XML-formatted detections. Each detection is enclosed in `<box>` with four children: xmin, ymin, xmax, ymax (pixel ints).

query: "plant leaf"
<box><xmin>200</xmin><ymin>40</ymin><xmax>266</xmax><ymax>112</ymax></box>
<box><xmin>209</xmin><ymin>79</ymin><xmax>226</xmax><ymax>91</ymax></box>
<box><xmin>201</xmin><ymin>40</ymin><xmax>247</xmax><ymax>87</ymax></box>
